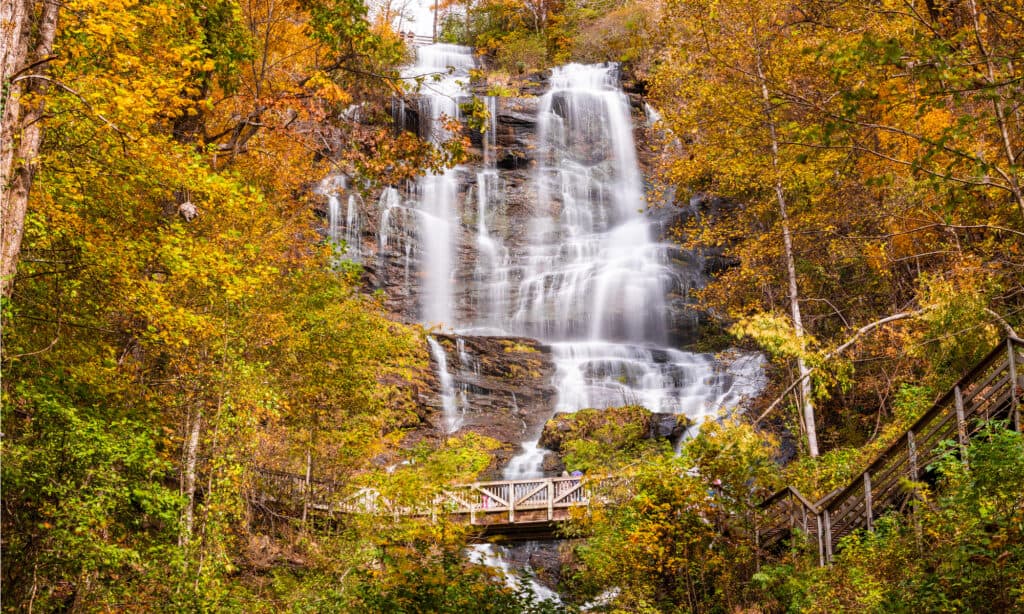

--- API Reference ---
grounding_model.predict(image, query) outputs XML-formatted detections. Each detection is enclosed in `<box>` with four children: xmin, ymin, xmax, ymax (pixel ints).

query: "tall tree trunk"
<box><xmin>180</xmin><ymin>408</ymin><xmax>202</xmax><ymax>547</ymax></box>
<box><xmin>432</xmin><ymin>0</ymin><xmax>438</xmax><ymax>42</ymax></box>
<box><xmin>754</xmin><ymin>44</ymin><xmax>819</xmax><ymax>457</ymax></box>
<box><xmin>965</xmin><ymin>0</ymin><xmax>1024</xmax><ymax>224</ymax></box>
<box><xmin>1</xmin><ymin>0</ymin><xmax>59</xmax><ymax>297</ymax></box>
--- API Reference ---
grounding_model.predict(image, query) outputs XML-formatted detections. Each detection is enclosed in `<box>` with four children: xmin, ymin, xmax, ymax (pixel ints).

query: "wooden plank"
<box><xmin>960</xmin><ymin>360</ymin><xmax>1008</xmax><ymax>406</ymax></box>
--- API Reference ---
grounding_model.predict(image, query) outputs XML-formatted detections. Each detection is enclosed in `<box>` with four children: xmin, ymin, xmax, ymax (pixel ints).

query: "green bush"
<box><xmin>495</xmin><ymin>31</ymin><xmax>548</xmax><ymax>74</ymax></box>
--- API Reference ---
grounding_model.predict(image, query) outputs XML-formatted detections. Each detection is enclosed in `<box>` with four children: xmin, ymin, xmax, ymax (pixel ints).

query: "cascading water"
<box><xmin>345</xmin><ymin>193</ymin><xmax>363</xmax><ymax>262</ymax></box>
<box><xmin>397</xmin><ymin>49</ymin><xmax>763</xmax><ymax>474</ymax></box>
<box><xmin>405</xmin><ymin>44</ymin><xmax>476</xmax><ymax>327</ymax></box>
<box><xmin>498</xmin><ymin>64</ymin><xmax>763</xmax><ymax>478</ymax></box>
<box><xmin>317</xmin><ymin>175</ymin><xmax>346</xmax><ymax>243</ymax></box>
<box><xmin>467</xmin><ymin>544</ymin><xmax>560</xmax><ymax>604</ymax></box>
<box><xmin>427</xmin><ymin>336</ymin><xmax>464</xmax><ymax>434</ymax></box>
<box><xmin>317</xmin><ymin>175</ymin><xmax>365</xmax><ymax>262</ymax></box>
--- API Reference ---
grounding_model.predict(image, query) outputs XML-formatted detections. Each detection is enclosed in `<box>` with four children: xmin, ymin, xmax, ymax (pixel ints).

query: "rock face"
<box><xmin>538</xmin><ymin>405</ymin><xmax>693</xmax><ymax>468</ymax></box>
<box><xmin>317</xmin><ymin>90</ymin><xmax>707</xmax><ymax>341</ymax></box>
<box><xmin>425</xmin><ymin>334</ymin><xmax>557</xmax><ymax>477</ymax></box>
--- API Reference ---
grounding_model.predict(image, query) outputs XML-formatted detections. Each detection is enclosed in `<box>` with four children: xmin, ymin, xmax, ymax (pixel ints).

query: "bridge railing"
<box><xmin>400</xmin><ymin>33</ymin><xmax>437</xmax><ymax>47</ymax></box>
<box><xmin>759</xmin><ymin>337</ymin><xmax>1023</xmax><ymax>564</ymax></box>
<box><xmin>251</xmin><ymin>469</ymin><xmax>592</xmax><ymax>525</ymax></box>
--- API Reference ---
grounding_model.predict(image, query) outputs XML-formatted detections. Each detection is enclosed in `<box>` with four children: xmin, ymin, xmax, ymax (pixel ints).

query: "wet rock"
<box><xmin>648</xmin><ymin>412</ymin><xmax>693</xmax><ymax>442</ymax></box>
<box><xmin>423</xmin><ymin>334</ymin><xmax>557</xmax><ymax>477</ymax></box>
<box><xmin>502</xmin><ymin>540</ymin><xmax>566</xmax><ymax>592</ymax></box>
<box><xmin>539</xmin><ymin>406</ymin><xmax>693</xmax><ymax>455</ymax></box>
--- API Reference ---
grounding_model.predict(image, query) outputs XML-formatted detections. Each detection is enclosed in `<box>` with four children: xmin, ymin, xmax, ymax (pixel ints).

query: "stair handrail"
<box><xmin>758</xmin><ymin>336</ymin><xmax>1023</xmax><ymax>562</ymax></box>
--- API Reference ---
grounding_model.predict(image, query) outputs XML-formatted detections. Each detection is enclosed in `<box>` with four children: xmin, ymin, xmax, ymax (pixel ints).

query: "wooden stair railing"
<box><xmin>758</xmin><ymin>337</ymin><xmax>1024</xmax><ymax>565</ymax></box>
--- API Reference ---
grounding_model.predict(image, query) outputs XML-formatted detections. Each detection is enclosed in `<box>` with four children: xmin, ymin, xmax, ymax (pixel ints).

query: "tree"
<box><xmin>1</xmin><ymin>0</ymin><xmax>59</xmax><ymax>296</ymax></box>
<box><xmin>652</xmin><ymin>0</ymin><xmax>840</xmax><ymax>456</ymax></box>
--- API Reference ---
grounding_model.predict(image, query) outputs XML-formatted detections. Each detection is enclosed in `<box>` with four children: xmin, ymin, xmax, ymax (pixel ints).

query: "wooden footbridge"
<box><xmin>253</xmin><ymin>338</ymin><xmax>1022</xmax><ymax>557</ymax></box>
<box><xmin>757</xmin><ymin>337</ymin><xmax>1023</xmax><ymax>565</ymax></box>
<box><xmin>252</xmin><ymin>469</ymin><xmax>590</xmax><ymax>540</ymax></box>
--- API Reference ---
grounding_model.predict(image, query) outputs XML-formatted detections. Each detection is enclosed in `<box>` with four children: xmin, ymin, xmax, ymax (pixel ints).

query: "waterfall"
<box><xmin>467</xmin><ymin>544</ymin><xmax>561</xmax><ymax>604</ymax></box>
<box><xmin>427</xmin><ymin>336</ymin><xmax>464</xmax><ymax>434</ymax></box>
<box><xmin>474</xmin><ymin>98</ymin><xmax>510</xmax><ymax>331</ymax></box>
<box><xmin>405</xmin><ymin>44</ymin><xmax>475</xmax><ymax>328</ymax></box>
<box><xmin>316</xmin><ymin>175</ymin><xmax>363</xmax><ymax>261</ymax></box>
<box><xmin>499</xmin><ymin>64</ymin><xmax>759</xmax><ymax>477</ymax></box>
<box><xmin>515</xmin><ymin>63</ymin><xmax>667</xmax><ymax>342</ymax></box>
<box><xmin>397</xmin><ymin>51</ymin><xmax>762</xmax><ymax>475</ymax></box>
<box><xmin>345</xmin><ymin>193</ymin><xmax>362</xmax><ymax>262</ymax></box>
<box><xmin>317</xmin><ymin>175</ymin><xmax>346</xmax><ymax>243</ymax></box>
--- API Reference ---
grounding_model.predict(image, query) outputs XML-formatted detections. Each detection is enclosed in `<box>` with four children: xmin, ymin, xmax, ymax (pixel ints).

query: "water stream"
<box><xmin>399</xmin><ymin>48</ymin><xmax>764</xmax><ymax>477</ymax></box>
<box><xmin>404</xmin><ymin>44</ymin><xmax>475</xmax><ymax>327</ymax></box>
<box><xmin>380</xmin><ymin>45</ymin><xmax>767</xmax><ymax>601</ymax></box>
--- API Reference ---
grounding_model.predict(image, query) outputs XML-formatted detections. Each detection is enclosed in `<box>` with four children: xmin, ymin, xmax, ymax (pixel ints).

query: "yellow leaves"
<box><xmin>731</xmin><ymin>312</ymin><xmax>817</xmax><ymax>361</ymax></box>
<box><xmin>917</xmin><ymin>108</ymin><xmax>954</xmax><ymax>140</ymax></box>
<box><xmin>305</xmin><ymin>71</ymin><xmax>353</xmax><ymax>106</ymax></box>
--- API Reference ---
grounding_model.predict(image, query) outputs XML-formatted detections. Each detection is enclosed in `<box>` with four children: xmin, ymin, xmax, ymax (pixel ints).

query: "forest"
<box><xmin>2</xmin><ymin>0</ymin><xmax>1023</xmax><ymax>611</ymax></box>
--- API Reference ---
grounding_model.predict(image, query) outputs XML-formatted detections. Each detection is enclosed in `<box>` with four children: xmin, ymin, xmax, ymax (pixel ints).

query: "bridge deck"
<box><xmin>252</xmin><ymin>470</ymin><xmax>590</xmax><ymax>535</ymax></box>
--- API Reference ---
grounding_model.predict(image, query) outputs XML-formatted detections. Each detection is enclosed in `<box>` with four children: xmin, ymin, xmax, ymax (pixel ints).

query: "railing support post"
<box><xmin>823</xmin><ymin>509</ymin><xmax>833</xmax><ymax>564</ymax></box>
<box><xmin>908</xmin><ymin>431</ymin><xmax>918</xmax><ymax>481</ymax></box>
<box><xmin>863</xmin><ymin>472</ymin><xmax>873</xmax><ymax>532</ymax></box>
<box><xmin>509</xmin><ymin>486</ymin><xmax>515</xmax><ymax>524</ymax></box>
<box><xmin>547</xmin><ymin>481</ymin><xmax>554</xmax><ymax>521</ymax></box>
<box><xmin>955</xmin><ymin>385</ymin><xmax>969</xmax><ymax>465</ymax></box>
<box><xmin>816</xmin><ymin>512</ymin><xmax>825</xmax><ymax>567</ymax></box>
<box><xmin>1009</xmin><ymin>338</ymin><xmax>1020</xmax><ymax>431</ymax></box>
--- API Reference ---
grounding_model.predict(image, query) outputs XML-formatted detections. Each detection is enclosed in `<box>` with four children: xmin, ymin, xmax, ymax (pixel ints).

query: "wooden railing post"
<box><xmin>823</xmin><ymin>509</ymin><xmax>833</xmax><ymax>564</ymax></box>
<box><xmin>509</xmin><ymin>486</ymin><xmax>515</xmax><ymax>524</ymax></box>
<box><xmin>955</xmin><ymin>385</ymin><xmax>969</xmax><ymax>464</ymax></box>
<box><xmin>863</xmin><ymin>472</ymin><xmax>873</xmax><ymax>532</ymax></box>
<box><xmin>1009</xmin><ymin>338</ymin><xmax>1020</xmax><ymax>431</ymax></box>
<box><xmin>816</xmin><ymin>512</ymin><xmax>825</xmax><ymax>567</ymax></box>
<box><xmin>547</xmin><ymin>481</ymin><xmax>554</xmax><ymax>521</ymax></box>
<box><xmin>908</xmin><ymin>430</ymin><xmax>918</xmax><ymax>481</ymax></box>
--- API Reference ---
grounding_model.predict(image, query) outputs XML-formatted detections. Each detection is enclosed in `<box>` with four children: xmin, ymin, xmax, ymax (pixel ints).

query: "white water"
<box><xmin>316</xmin><ymin>175</ymin><xmax>345</xmax><ymax>243</ymax></box>
<box><xmin>499</xmin><ymin>64</ymin><xmax>761</xmax><ymax>477</ymax></box>
<box><xmin>395</xmin><ymin>52</ymin><xmax>763</xmax><ymax>473</ymax></box>
<box><xmin>405</xmin><ymin>44</ymin><xmax>475</xmax><ymax>327</ymax></box>
<box><xmin>467</xmin><ymin>544</ymin><xmax>561</xmax><ymax>604</ymax></box>
<box><xmin>427</xmin><ymin>336</ymin><xmax>464</xmax><ymax>434</ymax></box>
<box><xmin>316</xmin><ymin>175</ymin><xmax>365</xmax><ymax>262</ymax></box>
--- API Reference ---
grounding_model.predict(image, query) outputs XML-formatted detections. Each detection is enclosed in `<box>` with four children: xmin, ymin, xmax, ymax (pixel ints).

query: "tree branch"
<box><xmin>754</xmin><ymin>308</ymin><xmax>929</xmax><ymax>424</ymax></box>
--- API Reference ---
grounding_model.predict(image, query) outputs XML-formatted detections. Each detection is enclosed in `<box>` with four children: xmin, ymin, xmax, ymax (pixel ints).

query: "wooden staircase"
<box><xmin>757</xmin><ymin>337</ymin><xmax>1024</xmax><ymax>565</ymax></box>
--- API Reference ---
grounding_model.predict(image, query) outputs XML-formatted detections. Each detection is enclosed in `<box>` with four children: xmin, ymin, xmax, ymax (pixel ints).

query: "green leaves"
<box><xmin>1</xmin><ymin>379</ymin><xmax>182</xmax><ymax>610</ymax></box>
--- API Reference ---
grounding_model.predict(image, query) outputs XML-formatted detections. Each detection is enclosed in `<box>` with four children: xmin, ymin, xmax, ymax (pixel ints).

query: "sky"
<box><xmin>396</xmin><ymin>0</ymin><xmax>437</xmax><ymax>36</ymax></box>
